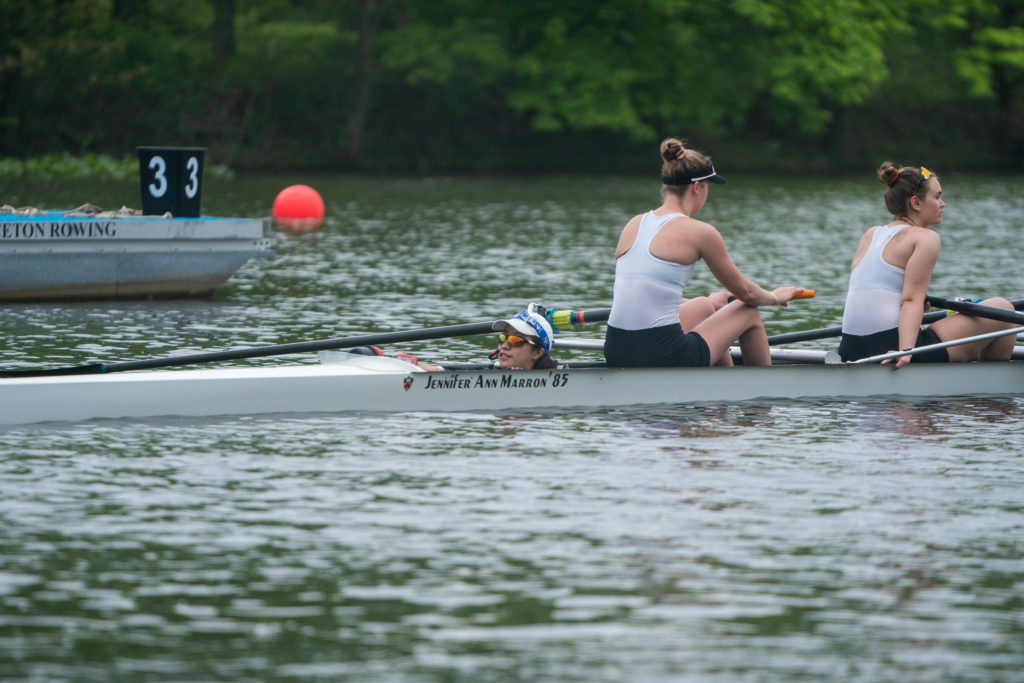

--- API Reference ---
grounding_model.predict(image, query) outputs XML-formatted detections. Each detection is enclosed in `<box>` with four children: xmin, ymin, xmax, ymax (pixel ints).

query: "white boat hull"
<box><xmin>2</xmin><ymin>355</ymin><xmax>1022</xmax><ymax>426</ymax></box>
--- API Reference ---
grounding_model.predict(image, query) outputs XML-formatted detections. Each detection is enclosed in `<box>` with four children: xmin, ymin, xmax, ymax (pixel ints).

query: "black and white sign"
<box><xmin>137</xmin><ymin>146</ymin><xmax>206</xmax><ymax>217</ymax></box>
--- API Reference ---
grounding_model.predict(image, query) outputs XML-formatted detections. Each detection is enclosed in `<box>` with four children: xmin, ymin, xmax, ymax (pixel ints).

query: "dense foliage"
<box><xmin>2</xmin><ymin>0</ymin><xmax>1022</xmax><ymax>173</ymax></box>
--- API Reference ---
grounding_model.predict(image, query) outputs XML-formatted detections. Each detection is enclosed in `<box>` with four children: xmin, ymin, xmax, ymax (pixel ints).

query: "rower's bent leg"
<box><xmin>680</xmin><ymin>297</ymin><xmax>734</xmax><ymax>366</ymax></box>
<box><xmin>693</xmin><ymin>301</ymin><xmax>771</xmax><ymax>366</ymax></box>
<box><xmin>737</xmin><ymin>318</ymin><xmax>771</xmax><ymax>366</ymax></box>
<box><xmin>931</xmin><ymin>297</ymin><xmax>1016</xmax><ymax>362</ymax></box>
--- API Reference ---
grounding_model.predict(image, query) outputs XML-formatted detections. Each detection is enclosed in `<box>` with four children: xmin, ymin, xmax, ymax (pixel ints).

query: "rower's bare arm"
<box><xmin>896</xmin><ymin>232</ymin><xmax>941</xmax><ymax>352</ymax></box>
<box><xmin>698</xmin><ymin>225</ymin><xmax>783</xmax><ymax>306</ymax></box>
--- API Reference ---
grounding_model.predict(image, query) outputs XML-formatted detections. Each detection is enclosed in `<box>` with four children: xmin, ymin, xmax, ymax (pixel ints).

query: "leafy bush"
<box><xmin>0</xmin><ymin>153</ymin><xmax>234</xmax><ymax>180</ymax></box>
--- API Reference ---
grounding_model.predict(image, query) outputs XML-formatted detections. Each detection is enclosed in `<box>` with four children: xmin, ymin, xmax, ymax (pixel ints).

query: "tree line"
<box><xmin>2</xmin><ymin>0</ymin><xmax>1022</xmax><ymax>174</ymax></box>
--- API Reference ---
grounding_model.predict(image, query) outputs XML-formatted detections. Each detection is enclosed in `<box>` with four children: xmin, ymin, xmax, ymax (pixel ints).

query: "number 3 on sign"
<box><xmin>184</xmin><ymin>155</ymin><xmax>200</xmax><ymax>199</ymax></box>
<box><xmin>138</xmin><ymin>146</ymin><xmax>205</xmax><ymax>217</ymax></box>
<box><xmin>147</xmin><ymin>155</ymin><xmax>168</xmax><ymax>198</ymax></box>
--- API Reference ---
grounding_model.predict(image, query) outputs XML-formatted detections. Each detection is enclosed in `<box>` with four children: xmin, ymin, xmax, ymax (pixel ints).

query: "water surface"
<box><xmin>1</xmin><ymin>174</ymin><xmax>1022</xmax><ymax>681</ymax></box>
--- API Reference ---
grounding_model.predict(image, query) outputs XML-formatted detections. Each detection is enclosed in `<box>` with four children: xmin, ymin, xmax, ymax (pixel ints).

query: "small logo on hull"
<box><xmin>403</xmin><ymin>375</ymin><xmax>414</xmax><ymax>392</ymax></box>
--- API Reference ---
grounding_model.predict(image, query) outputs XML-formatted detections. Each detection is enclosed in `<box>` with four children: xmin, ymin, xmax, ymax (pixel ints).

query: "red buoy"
<box><xmin>272</xmin><ymin>185</ymin><xmax>324</xmax><ymax>232</ymax></box>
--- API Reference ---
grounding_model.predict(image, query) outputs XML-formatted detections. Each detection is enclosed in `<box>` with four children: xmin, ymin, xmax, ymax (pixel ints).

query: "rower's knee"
<box><xmin>732</xmin><ymin>307</ymin><xmax>767</xmax><ymax>343</ymax></box>
<box><xmin>980</xmin><ymin>297</ymin><xmax>1016</xmax><ymax>331</ymax></box>
<box><xmin>679</xmin><ymin>296</ymin><xmax>716</xmax><ymax>323</ymax></box>
<box><xmin>739</xmin><ymin>303</ymin><xmax>765</xmax><ymax>327</ymax></box>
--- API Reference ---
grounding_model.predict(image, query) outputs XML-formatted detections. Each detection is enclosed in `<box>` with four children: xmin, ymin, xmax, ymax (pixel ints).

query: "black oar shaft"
<box><xmin>767</xmin><ymin>311</ymin><xmax>951</xmax><ymax>346</ymax></box>
<box><xmin>2</xmin><ymin>321</ymin><xmax>497</xmax><ymax>377</ymax></box>
<box><xmin>925</xmin><ymin>296</ymin><xmax>1024</xmax><ymax>325</ymax></box>
<box><xmin>2</xmin><ymin>309</ymin><xmax>613</xmax><ymax>378</ymax></box>
<box><xmin>768</xmin><ymin>297</ymin><xmax>1024</xmax><ymax>346</ymax></box>
<box><xmin>100</xmin><ymin>322</ymin><xmax>500</xmax><ymax>373</ymax></box>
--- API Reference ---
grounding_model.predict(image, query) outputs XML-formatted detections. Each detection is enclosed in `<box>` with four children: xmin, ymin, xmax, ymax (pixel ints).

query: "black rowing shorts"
<box><xmin>604</xmin><ymin>323</ymin><xmax>711</xmax><ymax>368</ymax></box>
<box><xmin>838</xmin><ymin>327</ymin><xmax>948</xmax><ymax>363</ymax></box>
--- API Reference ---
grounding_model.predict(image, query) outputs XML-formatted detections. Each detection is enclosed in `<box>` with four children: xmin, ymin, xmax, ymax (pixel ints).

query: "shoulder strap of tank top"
<box><xmin>871</xmin><ymin>223</ymin><xmax>908</xmax><ymax>250</ymax></box>
<box><xmin>872</xmin><ymin>222</ymin><xmax>905</xmax><ymax>242</ymax></box>
<box><xmin>637</xmin><ymin>211</ymin><xmax>687</xmax><ymax>250</ymax></box>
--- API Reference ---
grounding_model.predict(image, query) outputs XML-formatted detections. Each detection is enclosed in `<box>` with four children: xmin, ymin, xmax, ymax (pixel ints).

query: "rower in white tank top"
<box><xmin>608</xmin><ymin>211</ymin><xmax>695</xmax><ymax>330</ymax></box>
<box><xmin>841</xmin><ymin>224</ymin><xmax>909</xmax><ymax>336</ymax></box>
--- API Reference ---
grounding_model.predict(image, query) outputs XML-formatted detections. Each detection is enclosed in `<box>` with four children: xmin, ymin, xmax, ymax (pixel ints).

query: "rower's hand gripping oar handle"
<box><xmin>727</xmin><ymin>288</ymin><xmax>815</xmax><ymax>304</ymax></box>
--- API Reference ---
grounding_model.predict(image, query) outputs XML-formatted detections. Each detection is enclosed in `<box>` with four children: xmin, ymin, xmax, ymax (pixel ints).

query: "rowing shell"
<box><xmin>2</xmin><ymin>353</ymin><xmax>1023</xmax><ymax>426</ymax></box>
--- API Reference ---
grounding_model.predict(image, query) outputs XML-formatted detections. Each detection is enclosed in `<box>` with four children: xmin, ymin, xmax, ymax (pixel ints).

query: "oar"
<box><xmin>853</xmin><ymin>326</ymin><xmax>1024</xmax><ymax>364</ymax></box>
<box><xmin>553</xmin><ymin>337</ymin><xmax>841</xmax><ymax>364</ymax></box>
<box><xmin>1</xmin><ymin>308</ymin><xmax>613</xmax><ymax>378</ymax></box>
<box><xmin>768</xmin><ymin>297</ymin><xmax>1024</xmax><ymax>346</ymax></box>
<box><xmin>767</xmin><ymin>311</ymin><xmax>950</xmax><ymax>346</ymax></box>
<box><xmin>925</xmin><ymin>296</ymin><xmax>1024</xmax><ymax>325</ymax></box>
<box><xmin>546</xmin><ymin>308</ymin><xmax>610</xmax><ymax>329</ymax></box>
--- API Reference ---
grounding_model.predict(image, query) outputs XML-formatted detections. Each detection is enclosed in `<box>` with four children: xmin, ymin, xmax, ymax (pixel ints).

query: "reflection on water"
<box><xmin>848</xmin><ymin>396</ymin><xmax>1022</xmax><ymax>439</ymax></box>
<box><xmin>2</xmin><ymin>175</ymin><xmax>1024</xmax><ymax>680</ymax></box>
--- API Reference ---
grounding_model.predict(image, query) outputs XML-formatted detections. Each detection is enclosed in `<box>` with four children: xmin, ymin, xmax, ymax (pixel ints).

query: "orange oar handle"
<box><xmin>726</xmin><ymin>289</ymin><xmax>815</xmax><ymax>304</ymax></box>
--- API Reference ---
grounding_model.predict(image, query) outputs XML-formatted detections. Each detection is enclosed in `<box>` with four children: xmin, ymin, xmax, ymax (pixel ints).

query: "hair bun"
<box><xmin>660</xmin><ymin>138</ymin><xmax>686</xmax><ymax>162</ymax></box>
<box><xmin>877</xmin><ymin>161</ymin><xmax>900</xmax><ymax>187</ymax></box>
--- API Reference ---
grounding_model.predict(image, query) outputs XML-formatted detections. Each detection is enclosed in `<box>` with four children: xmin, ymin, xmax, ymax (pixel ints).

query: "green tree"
<box><xmin>3</xmin><ymin>0</ymin><xmax>1023</xmax><ymax>171</ymax></box>
<box><xmin>831</xmin><ymin>0</ymin><xmax>1024</xmax><ymax>169</ymax></box>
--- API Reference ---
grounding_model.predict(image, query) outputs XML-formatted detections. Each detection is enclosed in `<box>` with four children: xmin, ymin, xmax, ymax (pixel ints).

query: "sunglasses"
<box><xmin>497</xmin><ymin>333</ymin><xmax>538</xmax><ymax>348</ymax></box>
<box><xmin>912</xmin><ymin>166</ymin><xmax>932</xmax><ymax>195</ymax></box>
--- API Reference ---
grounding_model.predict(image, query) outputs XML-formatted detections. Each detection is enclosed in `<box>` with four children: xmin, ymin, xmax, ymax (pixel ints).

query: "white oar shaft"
<box><xmin>552</xmin><ymin>338</ymin><xmax>605</xmax><ymax>351</ymax></box>
<box><xmin>552</xmin><ymin>338</ymin><xmax>840</xmax><ymax>364</ymax></box>
<box><xmin>853</xmin><ymin>326</ymin><xmax>1024</xmax><ymax>364</ymax></box>
<box><xmin>731</xmin><ymin>347</ymin><xmax>840</xmax><ymax>364</ymax></box>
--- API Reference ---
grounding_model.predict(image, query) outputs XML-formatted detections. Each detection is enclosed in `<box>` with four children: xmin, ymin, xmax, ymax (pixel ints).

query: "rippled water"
<box><xmin>1</xmin><ymin>174</ymin><xmax>1023</xmax><ymax>681</ymax></box>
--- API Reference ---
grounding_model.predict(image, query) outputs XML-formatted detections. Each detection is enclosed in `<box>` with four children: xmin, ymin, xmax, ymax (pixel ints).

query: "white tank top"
<box><xmin>608</xmin><ymin>211</ymin><xmax>695</xmax><ymax>330</ymax></box>
<box><xmin>841</xmin><ymin>224</ymin><xmax>908</xmax><ymax>335</ymax></box>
